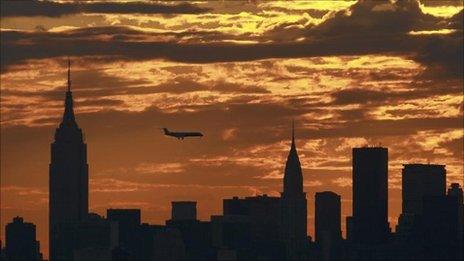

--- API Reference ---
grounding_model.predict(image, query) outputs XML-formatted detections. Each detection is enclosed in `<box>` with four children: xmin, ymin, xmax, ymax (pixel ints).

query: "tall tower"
<box><xmin>49</xmin><ymin>59</ymin><xmax>89</xmax><ymax>260</ymax></box>
<box><xmin>281</xmin><ymin>121</ymin><xmax>307</xmax><ymax>258</ymax></box>
<box><xmin>351</xmin><ymin>147</ymin><xmax>389</xmax><ymax>245</ymax></box>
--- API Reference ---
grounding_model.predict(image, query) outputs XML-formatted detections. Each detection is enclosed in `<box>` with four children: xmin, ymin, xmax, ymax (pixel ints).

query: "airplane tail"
<box><xmin>162</xmin><ymin>128</ymin><xmax>169</xmax><ymax>135</ymax></box>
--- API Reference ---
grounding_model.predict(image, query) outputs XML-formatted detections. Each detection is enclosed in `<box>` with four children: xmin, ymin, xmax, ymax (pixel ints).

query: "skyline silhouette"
<box><xmin>1</xmin><ymin>63</ymin><xmax>463</xmax><ymax>260</ymax></box>
<box><xmin>1</xmin><ymin>1</ymin><xmax>463</xmax><ymax>260</ymax></box>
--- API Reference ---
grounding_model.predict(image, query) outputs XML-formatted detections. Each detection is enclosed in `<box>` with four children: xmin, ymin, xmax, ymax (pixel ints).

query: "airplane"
<box><xmin>162</xmin><ymin>128</ymin><xmax>203</xmax><ymax>140</ymax></box>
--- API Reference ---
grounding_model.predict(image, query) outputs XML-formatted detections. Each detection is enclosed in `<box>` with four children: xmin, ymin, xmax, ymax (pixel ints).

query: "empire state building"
<box><xmin>49</xmin><ymin>59</ymin><xmax>89</xmax><ymax>260</ymax></box>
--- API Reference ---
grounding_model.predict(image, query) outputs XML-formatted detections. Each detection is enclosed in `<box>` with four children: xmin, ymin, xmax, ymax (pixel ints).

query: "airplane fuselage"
<box><xmin>163</xmin><ymin>128</ymin><xmax>203</xmax><ymax>140</ymax></box>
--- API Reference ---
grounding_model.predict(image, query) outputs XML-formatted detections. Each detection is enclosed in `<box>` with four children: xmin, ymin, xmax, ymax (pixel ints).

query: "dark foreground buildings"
<box><xmin>107</xmin><ymin>209</ymin><xmax>141</xmax><ymax>257</ymax></box>
<box><xmin>3</xmin><ymin>217</ymin><xmax>42</xmax><ymax>260</ymax></box>
<box><xmin>315</xmin><ymin>192</ymin><xmax>341</xmax><ymax>260</ymax></box>
<box><xmin>216</xmin><ymin>195</ymin><xmax>283</xmax><ymax>259</ymax></box>
<box><xmin>393</xmin><ymin>164</ymin><xmax>463</xmax><ymax>260</ymax></box>
<box><xmin>396</xmin><ymin>164</ymin><xmax>446</xmax><ymax>241</ymax></box>
<box><xmin>3</xmin><ymin>62</ymin><xmax>463</xmax><ymax>260</ymax></box>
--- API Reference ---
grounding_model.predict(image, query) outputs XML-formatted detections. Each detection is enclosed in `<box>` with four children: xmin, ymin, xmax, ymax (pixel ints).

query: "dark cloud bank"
<box><xmin>0</xmin><ymin>1</ymin><xmax>209</xmax><ymax>17</ymax></box>
<box><xmin>1</xmin><ymin>0</ymin><xmax>462</xmax><ymax>78</ymax></box>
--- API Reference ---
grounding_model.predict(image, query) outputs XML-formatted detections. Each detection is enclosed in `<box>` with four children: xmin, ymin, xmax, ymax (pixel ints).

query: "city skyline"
<box><xmin>2</xmin><ymin>79</ymin><xmax>461</xmax><ymax>259</ymax></box>
<box><xmin>1</xmin><ymin>1</ymin><xmax>463</xmax><ymax>259</ymax></box>
<box><xmin>2</xmin><ymin>64</ymin><xmax>462</xmax><ymax>259</ymax></box>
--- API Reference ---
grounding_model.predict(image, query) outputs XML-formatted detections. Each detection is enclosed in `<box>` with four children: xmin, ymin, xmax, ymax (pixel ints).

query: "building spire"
<box><xmin>61</xmin><ymin>57</ymin><xmax>76</xmax><ymax>125</ymax></box>
<box><xmin>283</xmin><ymin>120</ymin><xmax>303</xmax><ymax>196</ymax></box>
<box><xmin>67</xmin><ymin>57</ymin><xmax>71</xmax><ymax>92</ymax></box>
<box><xmin>291</xmin><ymin>119</ymin><xmax>296</xmax><ymax>150</ymax></box>
<box><xmin>292</xmin><ymin>120</ymin><xmax>295</xmax><ymax>141</ymax></box>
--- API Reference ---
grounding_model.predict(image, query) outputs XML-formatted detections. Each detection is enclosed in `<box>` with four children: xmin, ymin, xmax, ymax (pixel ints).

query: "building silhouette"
<box><xmin>345</xmin><ymin>216</ymin><xmax>354</xmax><ymax>242</ymax></box>
<box><xmin>62</xmin><ymin>213</ymin><xmax>118</xmax><ymax>260</ymax></box>
<box><xmin>223</xmin><ymin>197</ymin><xmax>249</xmax><ymax>216</ymax></box>
<box><xmin>135</xmin><ymin>223</ymin><xmax>166</xmax><ymax>260</ymax></box>
<box><xmin>421</xmin><ymin>192</ymin><xmax>462</xmax><ymax>260</ymax></box>
<box><xmin>107</xmin><ymin>209</ymin><xmax>141</xmax><ymax>258</ymax></box>
<box><xmin>4</xmin><ymin>216</ymin><xmax>42</xmax><ymax>261</ymax></box>
<box><xmin>396</xmin><ymin>164</ymin><xmax>446</xmax><ymax>241</ymax></box>
<box><xmin>315</xmin><ymin>191</ymin><xmax>341</xmax><ymax>260</ymax></box>
<box><xmin>166</xmin><ymin>202</ymin><xmax>213</xmax><ymax>260</ymax></box>
<box><xmin>349</xmin><ymin>147</ymin><xmax>389</xmax><ymax>245</ymax></box>
<box><xmin>171</xmin><ymin>201</ymin><xmax>197</xmax><ymax>221</ymax></box>
<box><xmin>49</xmin><ymin>59</ymin><xmax>89</xmax><ymax>260</ymax></box>
<box><xmin>447</xmin><ymin>183</ymin><xmax>464</xmax><ymax>242</ymax></box>
<box><xmin>280</xmin><ymin>122</ymin><xmax>308</xmax><ymax>259</ymax></box>
<box><xmin>151</xmin><ymin>228</ymin><xmax>186</xmax><ymax>260</ymax></box>
<box><xmin>211</xmin><ymin>214</ymin><xmax>252</xmax><ymax>259</ymax></box>
<box><xmin>225</xmin><ymin>195</ymin><xmax>281</xmax><ymax>246</ymax></box>
<box><xmin>402</xmin><ymin>164</ymin><xmax>446</xmax><ymax>214</ymax></box>
<box><xmin>219</xmin><ymin>195</ymin><xmax>284</xmax><ymax>259</ymax></box>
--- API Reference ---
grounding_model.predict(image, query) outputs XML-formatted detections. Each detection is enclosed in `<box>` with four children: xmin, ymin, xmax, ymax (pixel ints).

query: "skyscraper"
<box><xmin>351</xmin><ymin>147</ymin><xmax>389</xmax><ymax>245</ymax></box>
<box><xmin>315</xmin><ymin>191</ymin><xmax>341</xmax><ymax>260</ymax></box>
<box><xmin>315</xmin><ymin>192</ymin><xmax>341</xmax><ymax>243</ymax></box>
<box><xmin>281</xmin><ymin>122</ymin><xmax>307</xmax><ymax>258</ymax></box>
<box><xmin>5</xmin><ymin>217</ymin><xmax>42</xmax><ymax>261</ymax></box>
<box><xmin>402</xmin><ymin>164</ymin><xmax>446</xmax><ymax>215</ymax></box>
<box><xmin>396</xmin><ymin>164</ymin><xmax>446</xmax><ymax>241</ymax></box>
<box><xmin>171</xmin><ymin>201</ymin><xmax>197</xmax><ymax>221</ymax></box>
<box><xmin>49</xmin><ymin>59</ymin><xmax>89</xmax><ymax>260</ymax></box>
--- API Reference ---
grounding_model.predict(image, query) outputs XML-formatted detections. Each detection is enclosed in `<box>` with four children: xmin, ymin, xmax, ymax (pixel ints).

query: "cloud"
<box><xmin>304</xmin><ymin>180</ymin><xmax>323</xmax><ymax>187</ymax></box>
<box><xmin>4</xmin><ymin>2</ymin><xmax>463</xmax><ymax>82</ymax></box>
<box><xmin>134</xmin><ymin>163</ymin><xmax>185</xmax><ymax>175</ymax></box>
<box><xmin>308</xmin><ymin>117</ymin><xmax>462</xmax><ymax>138</ymax></box>
<box><xmin>332</xmin><ymin>177</ymin><xmax>352</xmax><ymax>187</ymax></box>
<box><xmin>0</xmin><ymin>1</ymin><xmax>209</xmax><ymax>17</ymax></box>
<box><xmin>0</xmin><ymin>65</ymin><xmax>269</xmax><ymax>111</ymax></box>
<box><xmin>419</xmin><ymin>0</ymin><xmax>463</xmax><ymax>7</ymax></box>
<box><xmin>446</xmin><ymin>9</ymin><xmax>463</xmax><ymax>29</ymax></box>
<box><xmin>2</xmin><ymin>12</ymin><xmax>461</xmax><ymax>80</ymax></box>
<box><xmin>332</xmin><ymin>88</ymin><xmax>392</xmax><ymax>105</ymax></box>
<box><xmin>0</xmin><ymin>1</ymin><xmax>455</xmax><ymax>76</ymax></box>
<box><xmin>77</xmin><ymin>98</ymin><xmax>125</xmax><ymax>107</ymax></box>
<box><xmin>331</xmin><ymin>82</ymin><xmax>463</xmax><ymax>107</ymax></box>
<box><xmin>222</xmin><ymin>128</ymin><xmax>238</xmax><ymax>141</ymax></box>
<box><xmin>150</xmin><ymin>77</ymin><xmax>270</xmax><ymax>94</ymax></box>
<box><xmin>1</xmin><ymin>186</ymin><xmax>47</xmax><ymax>196</ymax></box>
<box><xmin>310</xmin><ymin>0</ymin><xmax>442</xmax><ymax>36</ymax></box>
<box><xmin>415</xmin><ymin>33</ymin><xmax>463</xmax><ymax>78</ymax></box>
<box><xmin>439</xmin><ymin>136</ymin><xmax>464</xmax><ymax>159</ymax></box>
<box><xmin>0</xmin><ymin>27</ymin><xmax>439</xmax><ymax>70</ymax></box>
<box><xmin>306</xmin><ymin>0</ymin><xmax>463</xmax><ymax>78</ymax></box>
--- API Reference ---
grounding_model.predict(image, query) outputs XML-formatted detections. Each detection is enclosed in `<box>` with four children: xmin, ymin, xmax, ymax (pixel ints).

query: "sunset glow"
<box><xmin>1</xmin><ymin>1</ymin><xmax>463</xmax><ymax>259</ymax></box>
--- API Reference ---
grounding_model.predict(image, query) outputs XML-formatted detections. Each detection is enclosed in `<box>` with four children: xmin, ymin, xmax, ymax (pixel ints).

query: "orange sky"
<box><xmin>1</xmin><ymin>1</ymin><xmax>463</xmax><ymax>259</ymax></box>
